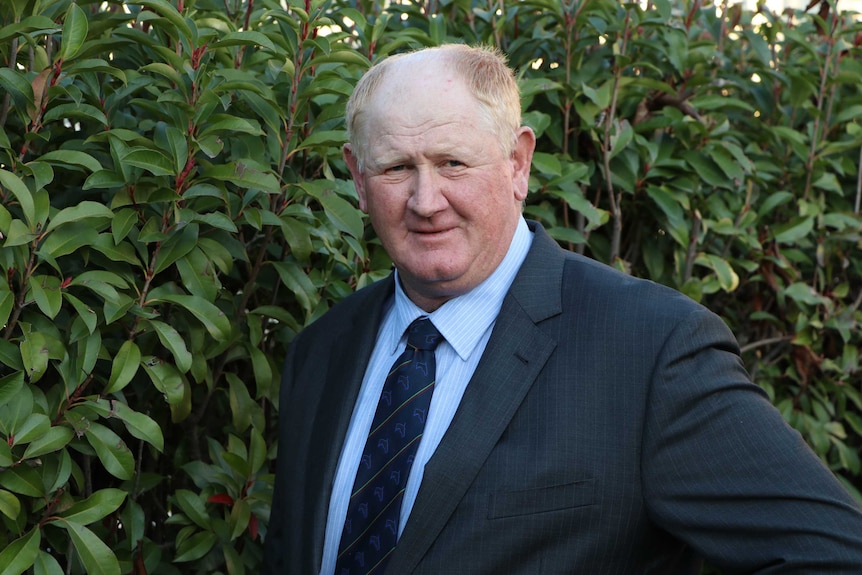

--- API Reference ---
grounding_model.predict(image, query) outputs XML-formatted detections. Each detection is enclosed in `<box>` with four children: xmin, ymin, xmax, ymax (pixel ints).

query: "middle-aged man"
<box><xmin>263</xmin><ymin>44</ymin><xmax>862</xmax><ymax>574</ymax></box>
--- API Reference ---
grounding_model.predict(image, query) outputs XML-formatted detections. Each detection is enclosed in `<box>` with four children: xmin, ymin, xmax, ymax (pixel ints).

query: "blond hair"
<box><xmin>346</xmin><ymin>44</ymin><xmax>522</xmax><ymax>170</ymax></box>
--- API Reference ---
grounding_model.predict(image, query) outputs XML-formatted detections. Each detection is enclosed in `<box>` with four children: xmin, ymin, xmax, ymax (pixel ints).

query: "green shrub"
<box><xmin>0</xmin><ymin>0</ymin><xmax>859</xmax><ymax>573</ymax></box>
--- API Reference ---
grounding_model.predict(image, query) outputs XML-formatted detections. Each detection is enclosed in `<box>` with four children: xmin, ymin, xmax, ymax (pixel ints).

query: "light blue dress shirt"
<box><xmin>319</xmin><ymin>217</ymin><xmax>533</xmax><ymax>575</ymax></box>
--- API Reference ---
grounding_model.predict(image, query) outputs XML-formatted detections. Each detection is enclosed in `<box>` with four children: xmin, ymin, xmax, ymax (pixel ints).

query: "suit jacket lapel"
<box><xmin>302</xmin><ymin>275</ymin><xmax>395</xmax><ymax>572</ymax></box>
<box><xmin>387</xmin><ymin>223</ymin><xmax>566</xmax><ymax>573</ymax></box>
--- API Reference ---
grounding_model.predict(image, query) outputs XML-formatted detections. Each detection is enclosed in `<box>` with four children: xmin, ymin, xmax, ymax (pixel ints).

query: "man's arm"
<box><xmin>642</xmin><ymin>307</ymin><xmax>862</xmax><ymax>573</ymax></box>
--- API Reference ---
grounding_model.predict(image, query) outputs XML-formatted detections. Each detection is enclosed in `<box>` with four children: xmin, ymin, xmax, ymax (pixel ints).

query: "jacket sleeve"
<box><xmin>642</xmin><ymin>307</ymin><xmax>862</xmax><ymax>573</ymax></box>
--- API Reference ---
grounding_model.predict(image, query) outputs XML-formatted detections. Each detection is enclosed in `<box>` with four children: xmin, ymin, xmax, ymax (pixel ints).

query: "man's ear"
<box><xmin>511</xmin><ymin>127</ymin><xmax>536</xmax><ymax>202</ymax></box>
<box><xmin>343</xmin><ymin>144</ymin><xmax>368</xmax><ymax>213</ymax></box>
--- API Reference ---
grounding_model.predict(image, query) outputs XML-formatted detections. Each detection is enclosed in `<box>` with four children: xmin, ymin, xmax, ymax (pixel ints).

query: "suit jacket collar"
<box><xmin>387</xmin><ymin>221</ymin><xmax>565</xmax><ymax>572</ymax></box>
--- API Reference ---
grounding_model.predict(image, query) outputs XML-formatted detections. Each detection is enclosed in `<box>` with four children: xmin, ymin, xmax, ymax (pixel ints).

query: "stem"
<box><xmin>683</xmin><ymin>210</ymin><xmax>702</xmax><ymax>282</ymax></box>
<box><xmin>739</xmin><ymin>335</ymin><xmax>794</xmax><ymax>355</ymax></box>
<box><xmin>2</xmin><ymin>233</ymin><xmax>42</xmax><ymax>340</ymax></box>
<box><xmin>803</xmin><ymin>12</ymin><xmax>840</xmax><ymax>200</ymax></box>
<box><xmin>722</xmin><ymin>180</ymin><xmax>753</xmax><ymax>260</ymax></box>
<box><xmin>855</xmin><ymin>145</ymin><xmax>862</xmax><ymax>214</ymax></box>
<box><xmin>601</xmin><ymin>9</ymin><xmax>632</xmax><ymax>263</ymax></box>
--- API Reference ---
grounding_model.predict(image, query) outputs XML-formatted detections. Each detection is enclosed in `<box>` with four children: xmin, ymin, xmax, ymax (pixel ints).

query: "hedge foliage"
<box><xmin>0</xmin><ymin>0</ymin><xmax>860</xmax><ymax>573</ymax></box>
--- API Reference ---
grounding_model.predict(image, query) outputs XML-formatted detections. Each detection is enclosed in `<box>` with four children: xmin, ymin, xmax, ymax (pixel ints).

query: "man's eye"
<box><xmin>445</xmin><ymin>160</ymin><xmax>464</xmax><ymax>168</ymax></box>
<box><xmin>386</xmin><ymin>165</ymin><xmax>406</xmax><ymax>173</ymax></box>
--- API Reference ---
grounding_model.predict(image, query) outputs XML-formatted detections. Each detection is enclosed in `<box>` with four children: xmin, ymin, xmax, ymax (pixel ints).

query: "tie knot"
<box><xmin>406</xmin><ymin>318</ymin><xmax>443</xmax><ymax>351</ymax></box>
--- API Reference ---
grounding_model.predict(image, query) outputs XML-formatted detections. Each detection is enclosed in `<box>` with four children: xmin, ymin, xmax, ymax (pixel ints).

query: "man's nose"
<box><xmin>407</xmin><ymin>167</ymin><xmax>448</xmax><ymax>217</ymax></box>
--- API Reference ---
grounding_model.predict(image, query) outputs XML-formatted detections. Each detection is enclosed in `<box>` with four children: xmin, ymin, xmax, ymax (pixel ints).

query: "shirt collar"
<box><xmin>388</xmin><ymin>217</ymin><xmax>533</xmax><ymax>359</ymax></box>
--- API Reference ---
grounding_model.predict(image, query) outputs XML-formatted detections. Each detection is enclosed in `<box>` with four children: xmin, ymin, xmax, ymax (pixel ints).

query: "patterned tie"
<box><xmin>335</xmin><ymin>317</ymin><xmax>444</xmax><ymax>575</ymax></box>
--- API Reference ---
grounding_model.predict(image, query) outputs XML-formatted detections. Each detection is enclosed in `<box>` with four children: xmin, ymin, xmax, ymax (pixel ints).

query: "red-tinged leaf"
<box><xmin>249</xmin><ymin>513</ymin><xmax>259</xmax><ymax>540</ymax></box>
<box><xmin>207</xmin><ymin>493</ymin><xmax>234</xmax><ymax>505</ymax></box>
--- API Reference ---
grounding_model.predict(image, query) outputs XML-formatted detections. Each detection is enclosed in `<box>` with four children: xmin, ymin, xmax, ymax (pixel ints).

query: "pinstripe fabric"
<box><xmin>263</xmin><ymin>221</ymin><xmax>862</xmax><ymax>575</ymax></box>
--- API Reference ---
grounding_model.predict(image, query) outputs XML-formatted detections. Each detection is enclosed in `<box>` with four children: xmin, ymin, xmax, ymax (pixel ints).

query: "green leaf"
<box><xmin>0</xmin><ymin>372</ymin><xmax>25</xmax><ymax>409</ymax></box>
<box><xmin>53</xmin><ymin>519</ymin><xmax>120</xmax><ymax>575</ymax></box>
<box><xmin>0</xmin><ymin>465</ymin><xmax>44</xmax><ymax>497</ymax></box>
<box><xmin>294</xmin><ymin>129</ymin><xmax>348</xmax><ymax>151</ymax></box>
<box><xmin>645</xmin><ymin>185</ymin><xmax>688</xmax><ymax>247</ymax></box>
<box><xmin>112</xmin><ymin>209</ymin><xmax>138</xmax><ymax>244</ymax></box>
<box><xmin>228</xmin><ymin>373</ymin><xmax>254</xmax><ymax>433</ymax></box>
<box><xmin>0</xmin><ymin>527</ymin><xmax>40</xmax><ymax>575</ymax></box>
<box><xmin>280</xmin><ymin>216</ymin><xmax>313</xmax><ymax>263</ymax></box>
<box><xmin>140</xmin><ymin>62</ymin><xmax>184</xmax><ymax>87</ymax></box>
<box><xmin>59</xmin><ymin>488</ymin><xmax>126</xmax><ymax>525</ymax></box>
<box><xmin>38</xmin><ymin>222</ymin><xmax>98</xmax><ymax>259</ymax></box>
<box><xmin>0</xmin><ymin>286</ymin><xmax>12</xmax><ymax>330</ymax></box>
<box><xmin>223</xmin><ymin>544</ymin><xmax>246</xmax><ymax>575</ymax></box>
<box><xmin>22</xmin><ymin>425</ymin><xmax>74</xmax><ymax>459</ymax></box>
<box><xmin>202</xmin><ymin>162</ymin><xmax>281</xmax><ymax>194</ymax></box>
<box><xmin>772</xmin><ymin>216</ymin><xmax>814</xmax><ymax>244</ymax></box>
<box><xmin>174</xmin><ymin>489</ymin><xmax>211</xmax><ymax>530</ymax></box>
<box><xmin>12</xmin><ymin>413</ymin><xmax>50</xmax><ymax>446</ymax></box>
<box><xmin>176</xmin><ymin>247</ymin><xmax>219</xmax><ymax>300</ymax></box>
<box><xmin>0</xmin><ymin>440</ymin><xmax>13</xmax><ymax>468</ymax></box>
<box><xmin>146</xmin><ymin>319</ymin><xmax>192</xmax><ymax>373</ymax></box>
<box><xmin>20</xmin><ymin>330</ymin><xmax>50</xmax><ymax>383</ymax></box>
<box><xmin>64</xmin><ymin>293</ymin><xmax>98</xmax><ymax>334</ymax></box>
<box><xmin>27</xmin><ymin>275</ymin><xmax>62</xmax><ymax>319</ymax></box>
<box><xmin>174</xmin><ymin>530</ymin><xmax>218</xmax><ymax>563</ymax></box>
<box><xmin>198</xmin><ymin>115</ymin><xmax>265</xmax><ymax>139</ymax></box>
<box><xmin>758</xmin><ymin>191</ymin><xmax>793</xmax><ymax>217</ymax></box>
<box><xmin>0</xmin><ymin>169</ymin><xmax>36</xmax><ymax>229</ymax></box>
<box><xmin>86</xmin><ymin>422</ymin><xmax>135</xmax><ymax>481</ymax></box>
<box><xmin>34</xmin><ymin>150</ymin><xmax>102</xmax><ymax>173</ymax></box>
<box><xmin>152</xmin><ymin>223</ymin><xmax>198</xmax><ymax>275</ymax></box>
<box><xmin>33</xmin><ymin>551</ymin><xmax>64</xmax><ymax>575</ymax></box>
<box><xmin>121</xmin><ymin>500</ymin><xmax>145</xmax><ymax>555</ymax></box>
<box><xmin>74</xmin><ymin>328</ymin><xmax>101</xmax><ymax>379</ymax></box>
<box><xmin>46</xmin><ymin>201</ymin><xmax>113</xmax><ymax>232</ymax></box>
<box><xmin>531</xmin><ymin>152</ymin><xmax>562</xmax><ymax>177</ymax></box>
<box><xmin>690</xmin><ymin>94</ymin><xmax>754</xmax><ymax>112</ymax></box>
<box><xmin>0</xmin><ymin>381</ymin><xmax>32</xmax><ymax>436</ymax></box>
<box><xmin>83</xmin><ymin>170</ymin><xmax>126</xmax><ymax>190</ymax></box>
<box><xmin>695</xmin><ymin>254</ymin><xmax>739</xmax><ymax>293</ymax></box>
<box><xmin>105</xmin><ymin>400</ymin><xmax>164</xmax><ymax>452</ymax></box>
<box><xmin>214</xmin><ymin>30</ymin><xmax>277</xmax><ymax>51</ymax></box>
<box><xmin>273</xmin><ymin>261</ymin><xmax>317</xmax><ymax>315</ymax></box>
<box><xmin>0</xmin><ymin>489</ymin><xmax>21</xmax><ymax>520</ymax></box>
<box><xmin>784</xmin><ymin>282</ymin><xmax>829</xmax><ymax>306</ymax></box>
<box><xmin>150</xmin><ymin>294</ymin><xmax>231</xmax><ymax>341</ymax></box>
<box><xmin>134</xmin><ymin>0</ymin><xmax>193</xmax><ymax>39</ymax></box>
<box><xmin>122</xmin><ymin>149</ymin><xmax>176</xmax><ymax>176</ymax></box>
<box><xmin>91</xmin><ymin>233</ymin><xmax>141</xmax><ymax>266</ymax></box>
<box><xmin>142</xmin><ymin>358</ymin><xmax>191</xmax><ymax>423</ymax></box>
<box><xmin>42</xmin><ymin>448</ymin><xmax>72</xmax><ymax>495</ymax></box>
<box><xmin>105</xmin><ymin>340</ymin><xmax>141</xmax><ymax>394</ymax></box>
<box><xmin>0</xmin><ymin>68</ymin><xmax>35</xmax><ymax>112</ymax></box>
<box><xmin>43</xmin><ymin>102</ymin><xmax>110</xmax><ymax>126</ymax></box>
<box><xmin>229</xmin><ymin>498</ymin><xmax>251</xmax><ymax>540</ymax></box>
<box><xmin>682</xmin><ymin>151</ymin><xmax>728</xmax><ymax>189</ymax></box>
<box><xmin>59</xmin><ymin>3</ymin><xmax>88</xmax><ymax>62</ymax></box>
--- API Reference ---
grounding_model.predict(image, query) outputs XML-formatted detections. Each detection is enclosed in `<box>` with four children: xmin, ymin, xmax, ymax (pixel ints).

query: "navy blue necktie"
<box><xmin>335</xmin><ymin>317</ymin><xmax>443</xmax><ymax>575</ymax></box>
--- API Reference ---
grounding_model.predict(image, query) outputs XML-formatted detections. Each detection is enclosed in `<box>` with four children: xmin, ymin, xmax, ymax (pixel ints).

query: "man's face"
<box><xmin>344</xmin><ymin>59</ymin><xmax>535</xmax><ymax>311</ymax></box>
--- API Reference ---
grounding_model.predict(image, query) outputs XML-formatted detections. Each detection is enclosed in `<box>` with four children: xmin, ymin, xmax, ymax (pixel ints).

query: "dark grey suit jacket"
<box><xmin>263</xmin><ymin>222</ymin><xmax>862</xmax><ymax>574</ymax></box>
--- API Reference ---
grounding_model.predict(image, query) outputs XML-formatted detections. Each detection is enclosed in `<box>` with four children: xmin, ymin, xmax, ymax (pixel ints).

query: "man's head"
<box><xmin>343</xmin><ymin>44</ymin><xmax>535</xmax><ymax>312</ymax></box>
<box><xmin>346</xmin><ymin>44</ymin><xmax>524</xmax><ymax>170</ymax></box>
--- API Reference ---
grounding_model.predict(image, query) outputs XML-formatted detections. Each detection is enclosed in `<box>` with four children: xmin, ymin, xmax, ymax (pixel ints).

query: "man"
<box><xmin>263</xmin><ymin>44</ymin><xmax>862</xmax><ymax>574</ymax></box>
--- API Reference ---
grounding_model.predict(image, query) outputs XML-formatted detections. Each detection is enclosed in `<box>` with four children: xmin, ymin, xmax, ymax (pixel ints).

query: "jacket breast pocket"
<box><xmin>487</xmin><ymin>478</ymin><xmax>596</xmax><ymax>520</ymax></box>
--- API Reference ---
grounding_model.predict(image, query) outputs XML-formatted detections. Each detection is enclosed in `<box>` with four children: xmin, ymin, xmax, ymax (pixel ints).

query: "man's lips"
<box><xmin>410</xmin><ymin>226</ymin><xmax>456</xmax><ymax>238</ymax></box>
